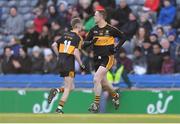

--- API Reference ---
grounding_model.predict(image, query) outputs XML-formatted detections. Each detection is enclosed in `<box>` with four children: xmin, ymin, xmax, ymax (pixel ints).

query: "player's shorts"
<box><xmin>57</xmin><ymin>54</ymin><xmax>75</xmax><ymax>78</ymax></box>
<box><xmin>94</xmin><ymin>55</ymin><xmax>114</xmax><ymax>71</ymax></box>
<box><xmin>60</xmin><ymin>71</ymin><xmax>75</xmax><ymax>78</ymax></box>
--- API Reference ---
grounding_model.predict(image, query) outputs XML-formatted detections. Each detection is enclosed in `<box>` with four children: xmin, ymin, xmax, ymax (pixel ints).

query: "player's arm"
<box><xmin>51</xmin><ymin>36</ymin><xmax>62</xmax><ymax>56</ymax></box>
<box><xmin>74</xmin><ymin>48</ymin><xmax>83</xmax><ymax>66</ymax></box>
<box><xmin>82</xmin><ymin>29</ymin><xmax>94</xmax><ymax>49</ymax></box>
<box><xmin>75</xmin><ymin>37</ymin><xmax>86</xmax><ymax>70</ymax></box>
<box><xmin>112</xmin><ymin>27</ymin><xmax>127</xmax><ymax>50</ymax></box>
<box><xmin>51</xmin><ymin>42</ymin><xmax>59</xmax><ymax>57</ymax></box>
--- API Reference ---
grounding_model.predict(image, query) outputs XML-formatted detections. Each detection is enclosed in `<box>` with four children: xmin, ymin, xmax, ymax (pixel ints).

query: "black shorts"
<box><xmin>94</xmin><ymin>55</ymin><xmax>114</xmax><ymax>71</ymax></box>
<box><xmin>57</xmin><ymin>54</ymin><xmax>75</xmax><ymax>77</ymax></box>
<box><xmin>60</xmin><ymin>71</ymin><xmax>75</xmax><ymax>78</ymax></box>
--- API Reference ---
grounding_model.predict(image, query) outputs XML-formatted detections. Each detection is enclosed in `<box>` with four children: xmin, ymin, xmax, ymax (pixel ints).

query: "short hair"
<box><xmin>153</xmin><ymin>43</ymin><xmax>161</xmax><ymax>49</ymax></box>
<box><xmin>10</xmin><ymin>6</ymin><xmax>17</xmax><ymax>10</ymax></box>
<box><xmin>71</xmin><ymin>18</ymin><xmax>82</xmax><ymax>28</ymax></box>
<box><xmin>96</xmin><ymin>10</ymin><xmax>107</xmax><ymax>19</ymax></box>
<box><xmin>134</xmin><ymin>46</ymin><xmax>142</xmax><ymax>52</ymax></box>
<box><xmin>3</xmin><ymin>46</ymin><xmax>11</xmax><ymax>52</ymax></box>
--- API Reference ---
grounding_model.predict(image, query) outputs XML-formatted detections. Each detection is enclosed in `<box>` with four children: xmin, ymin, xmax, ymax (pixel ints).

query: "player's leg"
<box><xmin>88</xmin><ymin>66</ymin><xmax>107</xmax><ymax>113</ymax></box>
<box><xmin>56</xmin><ymin>76</ymin><xmax>74</xmax><ymax>113</ymax></box>
<box><xmin>101</xmin><ymin>76</ymin><xmax>120</xmax><ymax>110</ymax></box>
<box><xmin>48</xmin><ymin>87</ymin><xmax>65</xmax><ymax>104</ymax></box>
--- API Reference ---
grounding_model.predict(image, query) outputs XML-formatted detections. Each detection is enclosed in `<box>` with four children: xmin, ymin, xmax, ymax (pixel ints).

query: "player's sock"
<box><xmin>94</xmin><ymin>96</ymin><xmax>100</xmax><ymax>105</ymax></box>
<box><xmin>56</xmin><ymin>88</ymin><xmax>64</xmax><ymax>93</ymax></box>
<box><xmin>58</xmin><ymin>100</ymin><xmax>65</xmax><ymax>110</ymax></box>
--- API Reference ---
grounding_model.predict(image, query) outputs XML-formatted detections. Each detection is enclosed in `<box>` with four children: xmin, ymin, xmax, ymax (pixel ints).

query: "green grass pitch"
<box><xmin>0</xmin><ymin>114</ymin><xmax>180</xmax><ymax>123</ymax></box>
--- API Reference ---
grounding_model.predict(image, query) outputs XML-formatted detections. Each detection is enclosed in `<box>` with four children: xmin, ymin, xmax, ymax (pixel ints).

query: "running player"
<box><xmin>83</xmin><ymin>8</ymin><xmax>127</xmax><ymax>113</ymax></box>
<box><xmin>48</xmin><ymin>18</ymin><xmax>85</xmax><ymax>114</ymax></box>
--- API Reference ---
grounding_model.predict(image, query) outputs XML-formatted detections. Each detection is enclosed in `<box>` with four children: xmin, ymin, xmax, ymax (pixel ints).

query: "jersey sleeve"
<box><xmin>82</xmin><ymin>28</ymin><xmax>95</xmax><ymax>49</ymax></box>
<box><xmin>55</xmin><ymin>36</ymin><xmax>63</xmax><ymax>45</ymax></box>
<box><xmin>75</xmin><ymin>35</ymin><xmax>82</xmax><ymax>49</ymax></box>
<box><xmin>85</xmin><ymin>28</ymin><xmax>94</xmax><ymax>41</ymax></box>
<box><xmin>111</xmin><ymin>26</ymin><xmax>127</xmax><ymax>48</ymax></box>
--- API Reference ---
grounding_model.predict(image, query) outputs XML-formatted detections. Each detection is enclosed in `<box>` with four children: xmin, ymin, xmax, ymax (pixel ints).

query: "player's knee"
<box><xmin>70</xmin><ymin>85</ymin><xmax>74</xmax><ymax>91</ymax></box>
<box><xmin>93</xmin><ymin>76</ymin><xmax>100</xmax><ymax>84</ymax></box>
<box><xmin>64</xmin><ymin>87</ymin><xmax>71</xmax><ymax>93</ymax></box>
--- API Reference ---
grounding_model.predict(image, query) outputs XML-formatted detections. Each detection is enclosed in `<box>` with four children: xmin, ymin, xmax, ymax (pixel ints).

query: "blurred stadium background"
<box><xmin>0</xmin><ymin>0</ymin><xmax>180</xmax><ymax>123</ymax></box>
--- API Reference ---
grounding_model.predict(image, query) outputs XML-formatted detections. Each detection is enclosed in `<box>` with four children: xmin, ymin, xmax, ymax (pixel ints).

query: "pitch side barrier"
<box><xmin>0</xmin><ymin>74</ymin><xmax>180</xmax><ymax>88</ymax></box>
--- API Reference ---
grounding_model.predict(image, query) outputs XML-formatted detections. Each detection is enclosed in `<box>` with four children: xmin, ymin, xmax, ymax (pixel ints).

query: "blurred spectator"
<box><xmin>1</xmin><ymin>46</ymin><xmax>17</xmax><ymax>74</ymax></box>
<box><xmin>161</xmin><ymin>51</ymin><xmax>175</xmax><ymax>74</ymax></box>
<box><xmin>173</xmin><ymin>5</ymin><xmax>180</xmax><ymax>30</ymax></box>
<box><xmin>93</xmin><ymin>0</ymin><xmax>116</xmax><ymax>9</ymax></box>
<box><xmin>58</xmin><ymin>1</ymin><xmax>68</xmax><ymax>29</ymax></box>
<box><xmin>4</xmin><ymin>6</ymin><xmax>24</xmax><ymax>36</ymax></box>
<box><xmin>38</xmin><ymin>24</ymin><xmax>51</xmax><ymax>48</ymax></box>
<box><xmin>43</xmin><ymin>48</ymin><xmax>57</xmax><ymax>74</ymax></box>
<box><xmin>0</xmin><ymin>7</ymin><xmax>2</xmax><ymax>26</ymax></box>
<box><xmin>18</xmin><ymin>47</ymin><xmax>32</xmax><ymax>73</ymax></box>
<box><xmin>144</xmin><ymin>0</ymin><xmax>160</xmax><ymax>12</ymax></box>
<box><xmin>175</xmin><ymin>45</ymin><xmax>180</xmax><ymax>73</ymax></box>
<box><xmin>77</xmin><ymin>0</ymin><xmax>92</xmax><ymax>15</ymax></box>
<box><xmin>167</xmin><ymin>30</ymin><xmax>180</xmax><ymax>59</ymax></box>
<box><xmin>132</xmin><ymin>26</ymin><xmax>149</xmax><ymax>47</ymax></box>
<box><xmin>139</xmin><ymin>13</ymin><xmax>152</xmax><ymax>33</ymax></box>
<box><xmin>33</xmin><ymin>7</ymin><xmax>48</xmax><ymax>33</ymax></box>
<box><xmin>31</xmin><ymin>46</ymin><xmax>43</xmax><ymax>73</ymax></box>
<box><xmin>142</xmin><ymin>40</ymin><xmax>152</xmax><ymax>56</ymax></box>
<box><xmin>71</xmin><ymin>6</ymin><xmax>79</xmax><ymax>19</ymax></box>
<box><xmin>21</xmin><ymin>21</ymin><xmax>39</xmax><ymax>48</ymax></box>
<box><xmin>160</xmin><ymin>38</ymin><xmax>170</xmax><ymax>52</ymax></box>
<box><xmin>66</xmin><ymin>4</ymin><xmax>79</xmax><ymax>26</ymax></box>
<box><xmin>121</xmin><ymin>12</ymin><xmax>139</xmax><ymax>40</ymax></box>
<box><xmin>83</xmin><ymin>10</ymin><xmax>96</xmax><ymax>32</ymax></box>
<box><xmin>149</xmin><ymin>33</ymin><xmax>159</xmax><ymax>45</ymax></box>
<box><xmin>147</xmin><ymin>43</ymin><xmax>163</xmax><ymax>74</ymax></box>
<box><xmin>160</xmin><ymin>0</ymin><xmax>177</xmax><ymax>7</ymax></box>
<box><xmin>117</xmin><ymin>48</ymin><xmax>133</xmax><ymax>73</ymax></box>
<box><xmin>50</xmin><ymin>20</ymin><xmax>63</xmax><ymax>41</ymax></box>
<box><xmin>111</xmin><ymin>0</ymin><xmax>132</xmax><ymax>29</ymax></box>
<box><xmin>47</xmin><ymin>4</ymin><xmax>61</xmax><ymax>25</ymax></box>
<box><xmin>157</xmin><ymin>0</ymin><xmax>176</xmax><ymax>26</ymax></box>
<box><xmin>156</xmin><ymin>27</ymin><xmax>167</xmax><ymax>41</ymax></box>
<box><xmin>8</xmin><ymin>37</ymin><xmax>21</xmax><ymax>57</ymax></box>
<box><xmin>133</xmin><ymin>46</ymin><xmax>147</xmax><ymax>75</ymax></box>
<box><xmin>82</xmin><ymin>1</ymin><xmax>97</xmax><ymax>32</ymax></box>
<box><xmin>36</xmin><ymin>0</ymin><xmax>48</xmax><ymax>11</ymax></box>
<box><xmin>107</xmin><ymin>59</ymin><xmax>132</xmax><ymax>88</ymax></box>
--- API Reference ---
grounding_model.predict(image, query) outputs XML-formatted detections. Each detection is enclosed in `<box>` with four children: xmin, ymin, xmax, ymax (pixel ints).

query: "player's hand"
<box><xmin>80</xmin><ymin>64</ymin><xmax>87</xmax><ymax>72</ymax></box>
<box><xmin>56</xmin><ymin>56</ymin><xmax>60</xmax><ymax>61</ymax></box>
<box><xmin>112</xmin><ymin>47</ymin><xmax>118</xmax><ymax>54</ymax></box>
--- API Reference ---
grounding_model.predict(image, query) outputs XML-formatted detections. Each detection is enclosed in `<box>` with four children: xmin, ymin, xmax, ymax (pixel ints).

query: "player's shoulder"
<box><xmin>89</xmin><ymin>24</ymin><xmax>99</xmax><ymax>31</ymax></box>
<box><xmin>107</xmin><ymin>24</ymin><xmax>123</xmax><ymax>33</ymax></box>
<box><xmin>107</xmin><ymin>24</ymin><xmax>119</xmax><ymax>30</ymax></box>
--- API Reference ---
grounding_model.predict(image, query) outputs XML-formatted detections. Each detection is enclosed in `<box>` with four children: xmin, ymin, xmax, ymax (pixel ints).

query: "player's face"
<box><xmin>76</xmin><ymin>23</ymin><xmax>83</xmax><ymax>32</ymax></box>
<box><xmin>94</xmin><ymin>11</ymin><xmax>102</xmax><ymax>24</ymax></box>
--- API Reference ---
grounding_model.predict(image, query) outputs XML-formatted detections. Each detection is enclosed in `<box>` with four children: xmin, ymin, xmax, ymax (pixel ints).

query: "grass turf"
<box><xmin>0</xmin><ymin>114</ymin><xmax>180</xmax><ymax>123</ymax></box>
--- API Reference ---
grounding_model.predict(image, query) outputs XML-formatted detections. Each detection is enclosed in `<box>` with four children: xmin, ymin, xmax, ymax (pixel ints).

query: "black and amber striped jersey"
<box><xmin>56</xmin><ymin>31</ymin><xmax>82</xmax><ymax>55</ymax></box>
<box><xmin>85</xmin><ymin>24</ymin><xmax>126</xmax><ymax>56</ymax></box>
<box><xmin>55</xmin><ymin>31</ymin><xmax>82</xmax><ymax>72</ymax></box>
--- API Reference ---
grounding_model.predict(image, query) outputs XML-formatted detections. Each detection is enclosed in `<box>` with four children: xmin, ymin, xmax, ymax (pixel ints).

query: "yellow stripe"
<box><xmin>78</xmin><ymin>36</ymin><xmax>83</xmax><ymax>49</ymax></box>
<box><xmin>94</xmin><ymin>36</ymin><xmax>114</xmax><ymax>46</ymax></box>
<box><xmin>106</xmin><ymin>55</ymin><xmax>114</xmax><ymax>70</ymax></box>
<box><xmin>59</xmin><ymin>44</ymin><xmax>75</xmax><ymax>54</ymax></box>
